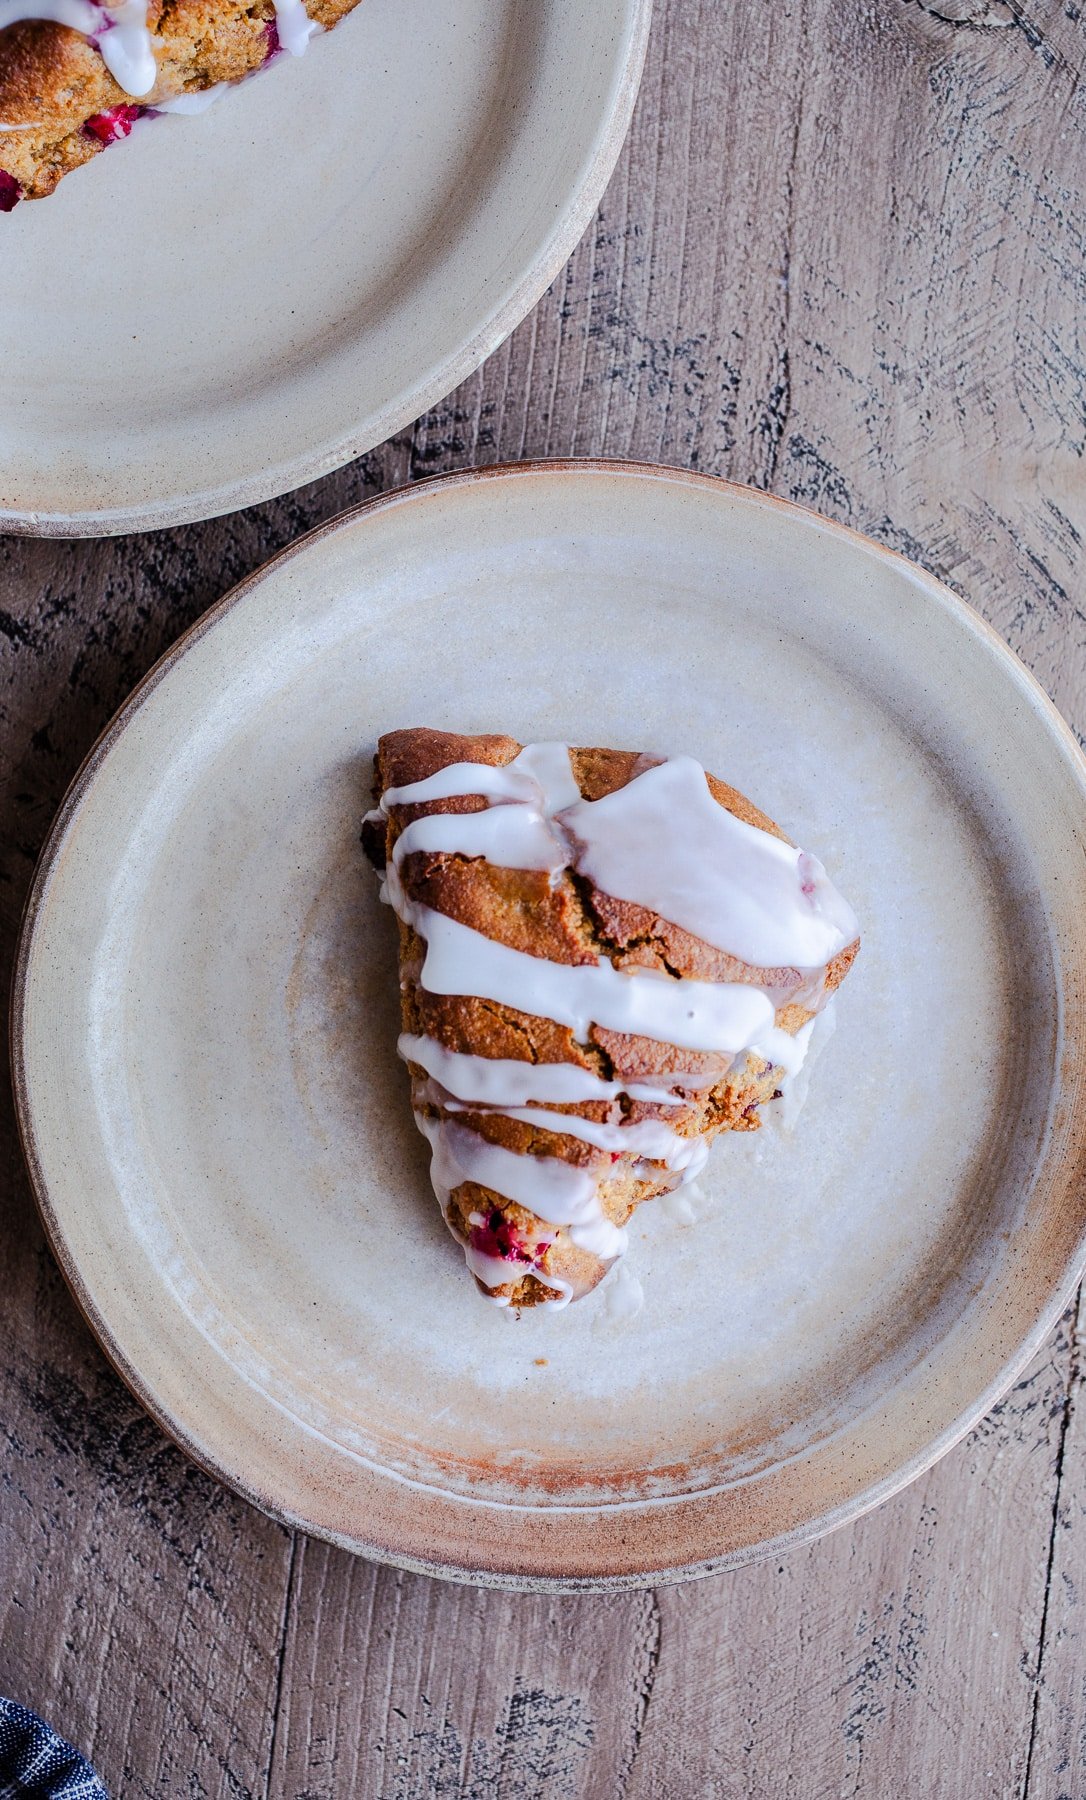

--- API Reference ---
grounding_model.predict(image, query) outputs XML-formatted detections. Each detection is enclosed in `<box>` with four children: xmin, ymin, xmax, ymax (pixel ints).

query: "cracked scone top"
<box><xmin>362</xmin><ymin>729</ymin><xmax>860</xmax><ymax>1312</ymax></box>
<box><xmin>0</xmin><ymin>0</ymin><xmax>361</xmax><ymax>206</ymax></box>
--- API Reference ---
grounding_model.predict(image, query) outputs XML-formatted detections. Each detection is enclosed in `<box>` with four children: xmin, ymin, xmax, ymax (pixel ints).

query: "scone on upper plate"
<box><xmin>0</xmin><ymin>0</ymin><xmax>362</xmax><ymax>206</ymax></box>
<box><xmin>363</xmin><ymin>728</ymin><xmax>860</xmax><ymax>1312</ymax></box>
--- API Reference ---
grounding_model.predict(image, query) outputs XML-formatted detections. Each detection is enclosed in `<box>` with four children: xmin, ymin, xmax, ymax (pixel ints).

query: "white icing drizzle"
<box><xmin>379</xmin><ymin>743</ymin><xmax>579</xmax><ymax>818</ymax></box>
<box><xmin>766</xmin><ymin>1000</ymin><xmax>837</xmax><ymax>1131</ymax></box>
<box><xmin>271</xmin><ymin>0</ymin><xmax>317</xmax><ymax>56</ymax></box>
<box><xmin>376</xmin><ymin>742</ymin><xmax>855</xmax><ymax>1304</ymax></box>
<box><xmin>417</xmin><ymin>1111</ymin><xmax>623</xmax><ymax>1302</ymax></box>
<box><xmin>751</xmin><ymin>1016</ymin><xmax>816</xmax><ymax>1079</ymax></box>
<box><xmin>0</xmin><ymin>0</ymin><xmax>157</xmax><ymax>97</ymax></box>
<box><xmin>464</xmin><ymin>1243</ymin><xmax>573</xmax><ymax>1311</ymax></box>
<box><xmin>0</xmin><ymin>0</ymin><xmax>99</xmax><ymax>36</ymax></box>
<box><xmin>462</xmin><ymin>1208</ymin><xmax>571</xmax><ymax>1309</ymax></box>
<box><xmin>434</xmin><ymin>1092</ymin><xmax>701</xmax><ymax>1171</ymax></box>
<box><xmin>398</xmin><ymin>892</ymin><xmax>778</xmax><ymax>1054</ymax></box>
<box><xmin>392</xmin><ymin>806</ymin><xmax>564</xmax><ymax>876</ymax></box>
<box><xmin>417</xmin><ymin>1113</ymin><xmax>625</xmax><ymax>1259</ymax></box>
<box><xmin>97</xmin><ymin>0</ymin><xmax>155</xmax><ymax>96</ymax></box>
<box><xmin>507</xmin><ymin>740</ymin><xmax>582</xmax><ymax>813</ymax></box>
<box><xmin>505</xmin><ymin>1101</ymin><xmax>694</xmax><ymax>1168</ymax></box>
<box><xmin>0</xmin><ymin>0</ymin><xmax>319</xmax><ymax>101</ymax></box>
<box><xmin>397</xmin><ymin>1033</ymin><xmax>706</xmax><ymax>1108</ymax></box>
<box><xmin>381</xmin><ymin>759</ymin><xmax>538</xmax><ymax>812</ymax></box>
<box><xmin>462</xmin><ymin>1242</ymin><xmax>537</xmax><ymax>1295</ymax></box>
<box><xmin>535</xmin><ymin>1275</ymin><xmax>574</xmax><ymax>1310</ymax></box>
<box><xmin>559</xmin><ymin>755</ymin><xmax>858</xmax><ymax>968</ymax></box>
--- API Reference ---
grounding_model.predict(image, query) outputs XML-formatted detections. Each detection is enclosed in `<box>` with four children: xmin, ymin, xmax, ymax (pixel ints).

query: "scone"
<box><xmin>362</xmin><ymin>729</ymin><xmax>860</xmax><ymax>1312</ymax></box>
<box><xmin>0</xmin><ymin>0</ymin><xmax>362</xmax><ymax>206</ymax></box>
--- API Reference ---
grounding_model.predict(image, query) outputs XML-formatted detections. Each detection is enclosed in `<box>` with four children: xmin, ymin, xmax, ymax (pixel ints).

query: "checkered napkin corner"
<box><xmin>0</xmin><ymin>1699</ymin><xmax>108</xmax><ymax>1800</ymax></box>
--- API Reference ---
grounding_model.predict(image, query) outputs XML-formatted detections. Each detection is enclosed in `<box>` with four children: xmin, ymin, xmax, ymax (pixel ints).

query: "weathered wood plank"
<box><xmin>267</xmin><ymin>1544</ymin><xmax>662</xmax><ymax>1799</ymax></box>
<box><xmin>2</xmin><ymin>0</ymin><xmax>1086</xmax><ymax>1793</ymax></box>
<box><xmin>268</xmin><ymin>0</ymin><xmax>1086</xmax><ymax>1791</ymax></box>
<box><xmin>0</xmin><ymin>540</ymin><xmax>301</xmax><ymax>1797</ymax></box>
<box><xmin>264</xmin><ymin>1322</ymin><xmax>1073</xmax><ymax>1800</ymax></box>
<box><xmin>1021</xmin><ymin>1288</ymin><xmax>1085</xmax><ymax>1800</ymax></box>
<box><xmin>0</xmin><ymin>1180</ymin><xmax>295</xmax><ymax>1798</ymax></box>
<box><xmin>629</xmin><ymin>1324</ymin><xmax>1076</xmax><ymax>1800</ymax></box>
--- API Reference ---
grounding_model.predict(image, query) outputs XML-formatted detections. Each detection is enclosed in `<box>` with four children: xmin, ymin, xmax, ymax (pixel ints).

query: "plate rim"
<box><xmin>0</xmin><ymin>0</ymin><xmax>654</xmax><ymax>540</ymax></box>
<box><xmin>12</xmin><ymin>458</ymin><xmax>1086</xmax><ymax>1591</ymax></box>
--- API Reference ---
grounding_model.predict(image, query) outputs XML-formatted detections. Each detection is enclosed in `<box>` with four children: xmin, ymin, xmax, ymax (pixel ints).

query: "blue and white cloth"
<box><xmin>0</xmin><ymin>1699</ymin><xmax>108</xmax><ymax>1799</ymax></box>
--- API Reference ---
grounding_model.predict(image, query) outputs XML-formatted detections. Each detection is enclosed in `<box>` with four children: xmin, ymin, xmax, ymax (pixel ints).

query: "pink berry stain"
<box><xmin>263</xmin><ymin>18</ymin><xmax>281</xmax><ymax>58</ymax></box>
<box><xmin>0</xmin><ymin>171</ymin><xmax>21</xmax><ymax>212</ymax></box>
<box><xmin>470</xmin><ymin>1208</ymin><xmax>536</xmax><ymax>1267</ymax></box>
<box><xmin>83</xmin><ymin>104</ymin><xmax>144</xmax><ymax>144</ymax></box>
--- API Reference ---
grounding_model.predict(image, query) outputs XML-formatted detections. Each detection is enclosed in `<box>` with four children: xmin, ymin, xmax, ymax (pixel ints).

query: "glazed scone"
<box><xmin>0</xmin><ymin>0</ymin><xmax>362</xmax><ymax>206</ymax></box>
<box><xmin>363</xmin><ymin>729</ymin><xmax>860</xmax><ymax>1312</ymax></box>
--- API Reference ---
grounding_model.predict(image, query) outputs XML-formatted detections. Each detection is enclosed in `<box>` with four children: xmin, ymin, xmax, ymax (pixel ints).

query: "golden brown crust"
<box><xmin>0</xmin><ymin>0</ymin><xmax>362</xmax><ymax>201</ymax></box>
<box><xmin>377</xmin><ymin>728</ymin><xmax>521</xmax><ymax>794</ymax></box>
<box><xmin>568</xmin><ymin>745</ymin><xmax>786</xmax><ymax>841</ymax></box>
<box><xmin>369</xmin><ymin>728</ymin><xmax>859</xmax><ymax>1308</ymax></box>
<box><xmin>404</xmin><ymin>862</ymin><xmax>598</xmax><ymax>967</ymax></box>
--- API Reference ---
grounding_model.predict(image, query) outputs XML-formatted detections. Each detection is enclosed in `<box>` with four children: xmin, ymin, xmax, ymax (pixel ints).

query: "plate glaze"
<box><xmin>13</xmin><ymin>463</ymin><xmax>1086</xmax><ymax>1589</ymax></box>
<box><xmin>0</xmin><ymin>0</ymin><xmax>651</xmax><ymax>534</ymax></box>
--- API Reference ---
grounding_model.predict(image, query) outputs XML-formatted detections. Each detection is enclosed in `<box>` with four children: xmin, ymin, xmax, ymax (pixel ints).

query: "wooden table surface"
<box><xmin>3</xmin><ymin>1</ymin><xmax>1086</xmax><ymax>1793</ymax></box>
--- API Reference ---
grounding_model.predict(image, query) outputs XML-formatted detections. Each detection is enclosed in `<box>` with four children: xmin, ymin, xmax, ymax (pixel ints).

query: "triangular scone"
<box><xmin>362</xmin><ymin>729</ymin><xmax>859</xmax><ymax>1311</ymax></box>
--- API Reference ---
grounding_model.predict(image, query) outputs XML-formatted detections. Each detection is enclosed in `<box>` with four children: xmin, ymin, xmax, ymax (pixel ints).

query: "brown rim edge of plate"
<box><xmin>11</xmin><ymin>458</ymin><xmax>1086</xmax><ymax>1592</ymax></box>
<box><xmin>0</xmin><ymin>3</ymin><xmax>654</xmax><ymax>541</ymax></box>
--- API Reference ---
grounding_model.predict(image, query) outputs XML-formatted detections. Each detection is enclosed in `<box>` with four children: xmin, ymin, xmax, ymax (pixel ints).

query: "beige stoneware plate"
<box><xmin>13</xmin><ymin>462</ymin><xmax>1086</xmax><ymax>1590</ymax></box>
<box><xmin>0</xmin><ymin>0</ymin><xmax>650</xmax><ymax>536</ymax></box>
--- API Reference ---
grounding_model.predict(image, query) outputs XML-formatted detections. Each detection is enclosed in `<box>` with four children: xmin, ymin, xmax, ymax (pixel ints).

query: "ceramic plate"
<box><xmin>13</xmin><ymin>463</ymin><xmax>1086</xmax><ymax>1590</ymax></box>
<box><xmin>0</xmin><ymin>1</ymin><xmax>650</xmax><ymax>536</ymax></box>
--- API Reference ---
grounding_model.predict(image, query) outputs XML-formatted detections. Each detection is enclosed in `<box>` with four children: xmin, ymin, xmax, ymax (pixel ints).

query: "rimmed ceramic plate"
<box><xmin>13</xmin><ymin>462</ymin><xmax>1086</xmax><ymax>1589</ymax></box>
<box><xmin>0</xmin><ymin>0</ymin><xmax>651</xmax><ymax>536</ymax></box>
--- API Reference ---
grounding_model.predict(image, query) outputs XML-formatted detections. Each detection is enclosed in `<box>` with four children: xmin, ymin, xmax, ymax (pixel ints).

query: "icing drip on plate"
<box><xmin>153</xmin><ymin>83</ymin><xmax>227</xmax><ymax>113</ymax></box>
<box><xmin>374</xmin><ymin>742</ymin><xmax>856</xmax><ymax>1305</ymax></box>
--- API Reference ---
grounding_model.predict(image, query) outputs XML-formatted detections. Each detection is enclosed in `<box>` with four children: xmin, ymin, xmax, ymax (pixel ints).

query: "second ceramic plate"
<box><xmin>0</xmin><ymin>0</ymin><xmax>651</xmax><ymax>533</ymax></box>
<box><xmin>14</xmin><ymin>463</ymin><xmax>1086</xmax><ymax>1588</ymax></box>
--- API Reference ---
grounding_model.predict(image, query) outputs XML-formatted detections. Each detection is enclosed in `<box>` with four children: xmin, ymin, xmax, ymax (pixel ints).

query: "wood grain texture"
<box><xmin>2</xmin><ymin>0</ymin><xmax>1086</xmax><ymax>1793</ymax></box>
<box><xmin>264</xmin><ymin>1331</ymin><xmax>1074</xmax><ymax>1800</ymax></box>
